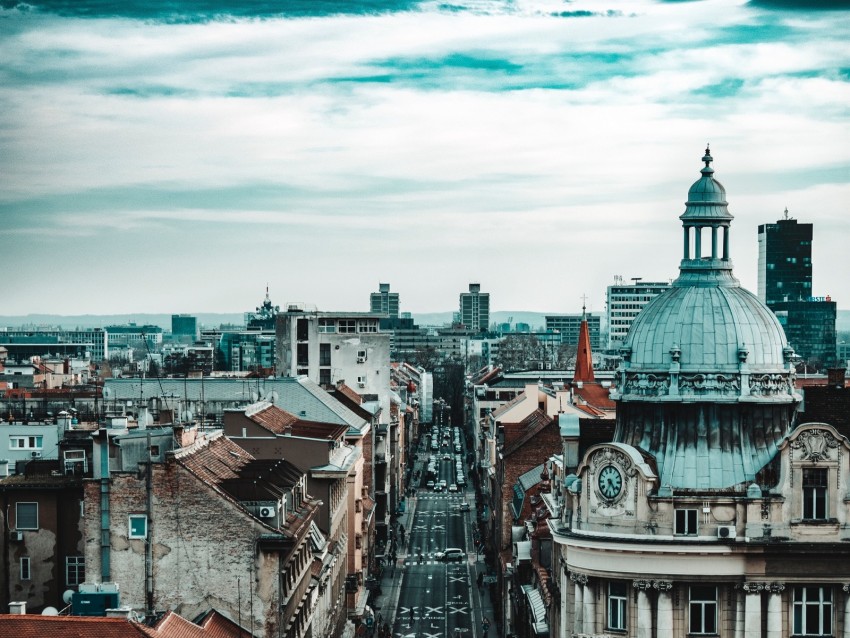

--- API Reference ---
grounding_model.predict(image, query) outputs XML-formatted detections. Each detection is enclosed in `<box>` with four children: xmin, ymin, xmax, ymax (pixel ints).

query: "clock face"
<box><xmin>598</xmin><ymin>465</ymin><xmax>623</xmax><ymax>500</ymax></box>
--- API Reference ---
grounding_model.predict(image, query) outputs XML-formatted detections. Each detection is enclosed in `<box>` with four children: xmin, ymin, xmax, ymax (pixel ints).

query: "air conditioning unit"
<box><xmin>259</xmin><ymin>506</ymin><xmax>276</xmax><ymax>519</ymax></box>
<box><xmin>31</xmin><ymin>451</ymin><xmax>42</xmax><ymax>459</ymax></box>
<box><xmin>9</xmin><ymin>531</ymin><xmax>23</xmax><ymax>542</ymax></box>
<box><xmin>358</xmin><ymin>382</ymin><xmax>366</xmax><ymax>388</ymax></box>
<box><xmin>717</xmin><ymin>525</ymin><xmax>735</xmax><ymax>539</ymax></box>
<box><xmin>357</xmin><ymin>356</ymin><xmax>366</xmax><ymax>363</ymax></box>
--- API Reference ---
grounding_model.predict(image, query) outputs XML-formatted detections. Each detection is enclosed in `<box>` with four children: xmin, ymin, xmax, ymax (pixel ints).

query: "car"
<box><xmin>439</xmin><ymin>479</ymin><xmax>447</xmax><ymax>487</ymax></box>
<box><xmin>454</xmin><ymin>444</ymin><xmax>462</xmax><ymax>452</ymax></box>
<box><xmin>433</xmin><ymin>483</ymin><xmax>444</xmax><ymax>492</ymax></box>
<box><xmin>443</xmin><ymin>453</ymin><xmax>452</xmax><ymax>460</ymax></box>
<box><xmin>435</xmin><ymin>548</ymin><xmax>465</xmax><ymax>562</ymax></box>
<box><xmin>448</xmin><ymin>483</ymin><xmax>458</xmax><ymax>493</ymax></box>
<box><xmin>459</xmin><ymin>502</ymin><xmax>471</xmax><ymax>511</ymax></box>
<box><xmin>427</xmin><ymin>480</ymin><xmax>435</xmax><ymax>489</ymax></box>
<box><xmin>457</xmin><ymin>476</ymin><xmax>466</xmax><ymax>486</ymax></box>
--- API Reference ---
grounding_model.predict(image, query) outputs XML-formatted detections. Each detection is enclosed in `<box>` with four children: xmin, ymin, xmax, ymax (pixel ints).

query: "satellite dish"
<box><xmin>62</xmin><ymin>590</ymin><xmax>75</xmax><ymax>605</ymax></box>
<box><xmin>42</xmin><ymin>606</ymin><xmax>59</xmax><ymax>616</ymax></box>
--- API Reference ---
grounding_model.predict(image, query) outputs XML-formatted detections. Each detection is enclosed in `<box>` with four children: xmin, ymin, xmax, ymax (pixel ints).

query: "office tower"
<box><xmin>757</xmin><ymin>209</ymin><xmax>813</xmax><ymax>304</ymax></box>
<box><xmin>370</xmin><ymin>283</ymin><xmax>400</xmax><ymax>318</ymax></box>
<box><xmin>758</xmin><ymin>210</ymin><xmax>836</xmax><ymax>368</ymax></box>
<box><xmin>606</xmin><ymin>278</ymin><xmax>671</xmax><ymax>349</ymax></box>
<box><xmin>459</xmin><ymin>283</ymin><xmax>490</xmax><ymax>333</ymax></box>
<box><xmin>171</xmin><ymin>314</ymin><xmax>198</xmax><ymax>340</ymax></box>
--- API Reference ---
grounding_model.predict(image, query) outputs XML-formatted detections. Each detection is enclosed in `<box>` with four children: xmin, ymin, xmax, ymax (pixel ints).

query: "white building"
<box><xmin>606</xmin><ymin>278</ymin><xmax>671</xmax><ymax>350</ymax></box>
<box><xmin>548</xmin><ymin>148</ymin><xmax>850</xmax><ymax>638</ymax></box>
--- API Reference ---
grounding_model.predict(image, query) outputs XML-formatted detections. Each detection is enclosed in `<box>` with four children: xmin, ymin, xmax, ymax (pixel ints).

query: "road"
<box><xmin>391</xmin><ymin>417</ymin><xmax>485</xmax><ymax>638</ymax></box>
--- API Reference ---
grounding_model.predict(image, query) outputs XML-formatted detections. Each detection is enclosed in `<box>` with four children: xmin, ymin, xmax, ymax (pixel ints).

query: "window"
<box><xmin>10</xmin><ymin>435</ymin><xmax>43</xmax><ymax>449</ymax></box>
<box><xmin>20</xmin><ymin>557</ymin><xmax>30</xmax><ymax>581</ymax></box>
<box><xmin>793</xmin><ymin>586</ymin><xmax>832</xmax><ymax>636</ymax></box>
<box><xmin>66</xmin><ymin>556</ymin><xmax>85</xmax><ymax>586</ymax></box>
<box><xmin>319</xmin><ymin>343</ymin><xmax>331</xmax><ymax>366</ymax></box>
<box><xmin>675</xmin><ymin>509</ymin><xmax>698</xmax><ymax>535</ymax></box>
<box><xmin>319</xmin><ymin>369</ymin><xmax>331</xmax><ymax>386</ymax></box>
<box><xmin>338</xmin><ymin>320</ymin><xmax>356</xmax><ymax>334</ymax></box>
<box><xmin>802</xmin><ymin>468</ymin><xmax>828</xmax><ymax>520</ymax></box>
<box><xmin>128</xmin><ymin>514</ymin><xmax>148</xmax><ymax>539</ymax></box>
<box><xmin>608</xmin><ymin>582</ymin><xmax>627</xmax><ymax>630</ymax></box>
<box><xmin>689</xmin><ymin>586</ymin><xmax>717</xmax><ymax>634</ymax></box>
<box><xmin>357</xmin><ymin>321</ymin><xmax>377</xmax><ymax>333</ymax></box>
<box><xmin>317</xmin><ymin>319</ymin><xmax>336</xmax><ymax>333</ymax></box>
<box><xmin>16</xmin><ymin>502</ymin><xmax>38</xmax><ymax>530</ymax></box>
<box><xmin>297</xmin><ymin>343</ymin><xmax>309</xmax><ymax>366</ymax></box>
<box><xmin>296</xmin><ymin>318</ymin><xmax>309</xmax><ymax>341</ymax></box>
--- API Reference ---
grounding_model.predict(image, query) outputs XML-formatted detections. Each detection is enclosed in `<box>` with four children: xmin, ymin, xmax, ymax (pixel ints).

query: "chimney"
<box><xmin>106</xmin><ymin>607</ymin><xmax>132</xmax><ymax>619</ymax></box>
<box><xmin>827</xmin><ymin>368</ymin><xmax>846</xmax><ymax>388</ymax></box>
<box><xmin>9</xmin><ymin>601</ymin><xmax>26</xmax><ymax>615</ymax></box>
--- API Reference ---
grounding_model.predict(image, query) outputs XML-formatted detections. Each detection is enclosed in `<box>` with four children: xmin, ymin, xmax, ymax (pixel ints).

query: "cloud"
<box><xmin>0</xmin><ymin>0</ymin><xmax>848</xmax><ymax>314</ymax></box>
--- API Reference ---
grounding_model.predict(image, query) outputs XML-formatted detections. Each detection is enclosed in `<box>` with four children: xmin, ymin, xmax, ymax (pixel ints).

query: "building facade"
<box><xmin>544</xmin><ymin>314</ymin><xmax>602</xmax><ymax>350</ymax></box>
<box><xmin>460</xmin><ymin>283</ymin><xmax>490</xmax><ymax>333</ymax></box>
<box><xmin>757</xmin><ymin>211</ymin><xmax>813</xmax><ymax>305</ymax></box>
<box><xmin>606</xmin><ymin>279</ymin><xmax>671</xmax><ymax>350</ymax></box>
<box><xmin>370</xmin><ymin>283</ymin><xmax>400</xmax><ymax>319</ymax></box>
<box><xmin>549</xmin><ymin>148</ymin><xmax>850</xmax><ymax>638</ymax></box>
<box><xmin>0</xmin><ymin>328</ymin><xmax>108</xmax><ymax>362</ymax></box>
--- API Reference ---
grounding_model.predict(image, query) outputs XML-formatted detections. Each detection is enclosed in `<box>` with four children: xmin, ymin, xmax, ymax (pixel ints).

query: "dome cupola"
<box><xmin>612</xmin><ymin>148</ymin><xmax>800</xmax><ymax>490</ymax></box>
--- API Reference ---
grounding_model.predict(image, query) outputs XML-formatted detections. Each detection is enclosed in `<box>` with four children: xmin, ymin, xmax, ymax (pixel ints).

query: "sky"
<box><xmin>1</xmin><ymin>0</ymin><xmax>848</xmax><ymax>317</ymax></box>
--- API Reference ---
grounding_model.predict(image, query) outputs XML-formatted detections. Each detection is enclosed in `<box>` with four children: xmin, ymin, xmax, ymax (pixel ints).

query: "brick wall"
<box><xmin>83</xmin><ymin>462</ymin><xmax>286</xmax><ymax>634</ymax></box>
<box><xmin>497</xmin><ymin>421</ymin><xmax>562</xmax><ymax>552</ymax></box>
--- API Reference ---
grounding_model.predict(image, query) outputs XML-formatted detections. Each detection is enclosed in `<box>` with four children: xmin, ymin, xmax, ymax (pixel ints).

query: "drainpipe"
<box><xmin>145</xmin><ymin>431</ymin><xmax>153</xmax><ymax>617</ymax></box>
<box><xmin>99</xmin><ymin>428</ymin><xmax>111</xmax><ymax>582</ymax></box>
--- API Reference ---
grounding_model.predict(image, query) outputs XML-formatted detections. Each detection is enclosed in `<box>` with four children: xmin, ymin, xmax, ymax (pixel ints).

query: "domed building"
<box><xmin>547</xmin><ymin>149</ymin><xmax>850</xmax><ymax>638</ymax></box>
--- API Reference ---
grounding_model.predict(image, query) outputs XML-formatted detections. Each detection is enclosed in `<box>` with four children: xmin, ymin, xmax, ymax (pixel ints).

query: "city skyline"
<box><xmin>2</xmin><ymin>0</ymin><xmax>848</xmax><ymax>316</ymax></box>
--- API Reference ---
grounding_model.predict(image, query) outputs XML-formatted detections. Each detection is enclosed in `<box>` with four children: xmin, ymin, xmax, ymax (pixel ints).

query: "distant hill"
<box><xmin>0</xmin><ymin>313</ymin><xmax>245</xmax><ymax>330</ymax></box>
<box><xmin>2</xmin><ymin>308</ymin><xmax>846</xmax><ymax>334</ymax></box>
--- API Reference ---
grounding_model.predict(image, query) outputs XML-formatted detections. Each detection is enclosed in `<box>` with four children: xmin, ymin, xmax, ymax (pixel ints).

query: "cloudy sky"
<box><xmin>1</xmin><ymin>0</ymin><xmax>848</xmax><ymax>318</ymax></box>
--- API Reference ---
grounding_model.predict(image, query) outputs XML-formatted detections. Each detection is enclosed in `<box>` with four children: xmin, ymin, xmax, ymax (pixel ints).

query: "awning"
<box><xmin>522</xmin><ymin>584</ymin><xmax>549</xmax><ymax>636</ymax></box>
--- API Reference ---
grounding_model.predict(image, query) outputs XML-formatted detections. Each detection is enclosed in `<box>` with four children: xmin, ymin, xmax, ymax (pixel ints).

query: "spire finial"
<box><xmin>580</xmin><ymin>294</ymin><xmax>588</xmax><ymax>319</ymax></box>
<box><xmin>703</xmin><ymin>144</ymin><xmax>712</xmax><ymax>167</ymax></box>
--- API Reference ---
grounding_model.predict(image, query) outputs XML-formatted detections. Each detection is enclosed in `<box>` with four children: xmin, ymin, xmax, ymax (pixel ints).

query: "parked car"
<box><xmin>459</xmin><ymin>502</ymin><xmax>471</xmax><ymax>511</ymax></box>
<box><xmin>435</xmin><ymin>548</ymin><xmax>465</xmax><ymax>561</ymax></box>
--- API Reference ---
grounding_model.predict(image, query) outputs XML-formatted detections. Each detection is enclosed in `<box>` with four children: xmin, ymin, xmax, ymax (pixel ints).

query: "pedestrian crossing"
<box><xmin>417</xmin><ymin>494</ymin><xmax>467</xmax><ymax>500</ymax></box>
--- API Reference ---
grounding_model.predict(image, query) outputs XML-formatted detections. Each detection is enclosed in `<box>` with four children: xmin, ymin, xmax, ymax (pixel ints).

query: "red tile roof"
<box><xmin>247</xmin><ymin>403</ymin><xmax>298</xmax><ymax>434</ymax></box>
<box><xmin>573</xmin><ymin>316</ymin><xmax>595</xmax><ymax>383</ymax></box>
<box><xmin>151</xmin><ymin>610</ymin><xmax>251</xmax><ymax>638</ymax></box>
<box><xmin>243</xmin><ymin>402</ymin><xmax>348</xmax><ymax>440</ymax></box>
<box><xmin>572</xmin><ymin>383</ymin><xmax>616</xmax><ymax>411</ymax></box>
<box><xmin>0</xmin><ymin>615</ymin><xmax>151</xmax><ymax>638</ymax></box>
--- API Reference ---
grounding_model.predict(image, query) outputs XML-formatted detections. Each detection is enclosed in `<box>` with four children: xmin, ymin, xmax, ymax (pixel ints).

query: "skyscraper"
<box><xmin>757</xmin><ymin>209</ymin><xmax>813</xmax><ymax>304</ymax></box>
<box><xmin>459</xmin><ymin>283</ymin><xmax>490</xmax><ymax>333</ymax></box>
<box><xmin>758</xmin><ymin>210</ymin><xmax>836</xmax><ymax>369</ymax></box>
<box><xmin>370</xmin><ymin>283</ymin><xmax>400</xmax><ymax>318</ymax></box>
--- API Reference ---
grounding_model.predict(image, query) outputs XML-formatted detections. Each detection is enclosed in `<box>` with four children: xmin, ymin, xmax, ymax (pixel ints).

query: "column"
<box><xmin>723</xmin><ymin>225</ymin><xmax>730</xmax><ymax>260</ymax></box>
<box><xmin>561</xmin><ymin>566</ymin><xmax>569</xmax><ymax>638</ymax></box>
<box><xmin>743</xmin><ymin>582</ymin><xmax>764</xmax><ymax>638</ymax></box>
<box><xmin>695</xmin><ymin>226</ymin><xmax>702</xmax><ymax>258</ymax></box>
<box><xmin>766</xmin><ymin>583</ymin><xmax>784</xmax><ymax>638</ymax></box>
<box><xmin>735</xmin><ymin>585</ymin><xmax>745</xmax><ymax>638</ymax></box>
<box><xmin>684</xmin><ymin>227</ymin><xmax>690</xmax><ymax>259</ymax></box>
<box><xmin>655</xmin><ymin>581</ymin><xmax>673</xmax><ymax>636</ymax></box>
<box><xmin>571</xmin><ymin>572</ymin><xmax>585</xmax><ymax>636</ymax></box>
<box><xmin>711</xmin><ymin>225</ymin><xmax>718</xmax><ymax>259</ymax></box>
<box><xmin>634</xmin><ymin>581</ymin><xmax>653</xmax><ymax>638</ymax></box>
<box><xmin>843</xmin><ymin>584</ymin><xmax>850</xmax><ymax>638</ymax></box>
<box><xmin>583</xmin><ymin>581</ymin><xmax>595</xmax><ymax>636</ymax></box>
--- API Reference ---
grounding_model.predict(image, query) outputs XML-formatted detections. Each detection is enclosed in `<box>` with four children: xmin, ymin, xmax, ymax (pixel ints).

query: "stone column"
<box><xmin>734</xmin><ymin>586</ymin><xmax>745</xmax><ymax>638</ymax></box>
<box><xmin>571</xmin><ymin>572</ymin><xmax>586</xmax><ymax>636</ymax></box>
<box><xmin>695</xmin><ymin>226</ymin><xmax>702</xmax><ymax>259</ymax></box>
<box><xmin>583</xmin><ymin>580</ymin><xmax>595</xmax><ymax>636</ymax></box>
<box><xmin>560</xmin><ymin>566</ymin><xmax>569</xmax><ymax>638</ymax></box>
<box><xmin>723</xmin><ymin>224</ymin><xmax>730</xmax><ymax>260</ymax></box>
<box><xmin>634</xmin><ymin>580</ymin><xmax>653</xmax><ymax>638</ymax></box>
<box><xmin>843</xmin><ymin>584</ymin><xmax>850</xmax><ymax>638</ymax></box>
<box><xmin>655</xmin><ymin>581</ymin><xmax>673</xmax><ymax>636</ymax></box>
<box><xmin>684</xmin><ymin>227</ymin><xmax>690</xmax><ymax>259</ymax></box>
<box><xmin>743</xmin><ymin>582</ymin><xmax>764</xmax><ymax>638</ymax></box>
<box><xmin>766</xmin><ymin>583</ymin><xmax>784</xmax><ymax>638</ymax></box>
<box><xmin>711</xmin><ymin>225</ymin><xmax>718</xmax><ymax>259</ymax></box>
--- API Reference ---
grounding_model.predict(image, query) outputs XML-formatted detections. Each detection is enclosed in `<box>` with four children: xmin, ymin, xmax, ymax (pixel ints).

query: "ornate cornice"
<box><xmin>790</xmin><ymin>428</ymin><xmax>840</xmax><ymax>463</ymax></box>
<box><xmin>569</xmin><ymin>571</ymin><xmax>588</xmax><ymax>585</ymax></box>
